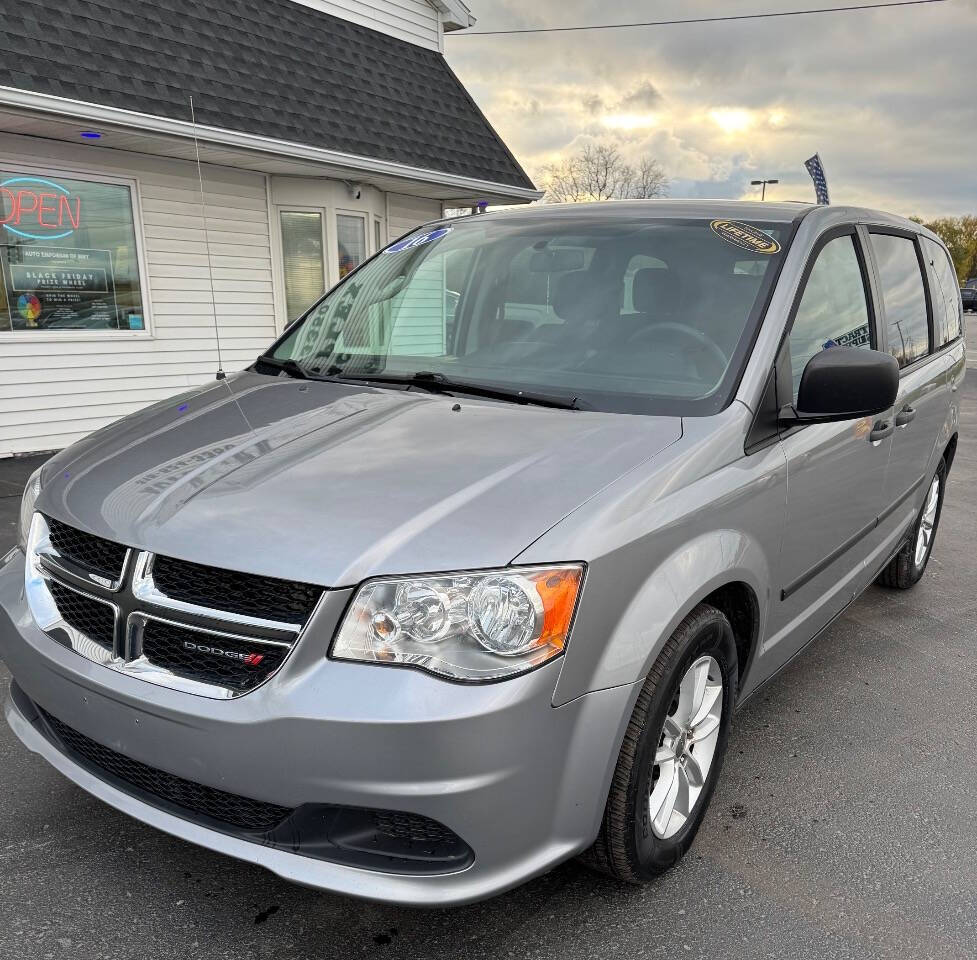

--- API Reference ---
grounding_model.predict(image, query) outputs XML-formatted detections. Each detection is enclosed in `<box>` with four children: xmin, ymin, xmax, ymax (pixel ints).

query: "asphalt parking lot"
<box><xmin>1</xmin><ymin>326</ymin><xmax>975</xmax><ymax>960</ymax></box>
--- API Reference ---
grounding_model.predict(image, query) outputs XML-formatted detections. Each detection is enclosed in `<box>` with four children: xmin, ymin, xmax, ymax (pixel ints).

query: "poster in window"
<box><xmin>0</xmin><ymin>172</ymin><xmax>146</xmax><ymax>332</ymax></box>
<box><xmin>0</xmin><ymin>245</ymin><xmax>130</xmax><ymax>330</ymax></box>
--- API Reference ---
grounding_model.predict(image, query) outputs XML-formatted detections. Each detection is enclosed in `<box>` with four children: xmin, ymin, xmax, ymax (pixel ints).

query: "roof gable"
<box><xmin>0</xmin><ymin>0</ymin><xmax>533</xmax><ymax>191</ymax></box>
<box><xmin>290</xmin><ymin>0</ymin><xmax>473</xmax><ymax>45</ymax></box>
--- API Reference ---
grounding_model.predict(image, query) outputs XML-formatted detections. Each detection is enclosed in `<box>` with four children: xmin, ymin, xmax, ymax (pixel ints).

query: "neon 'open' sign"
<box><xmin>0</xmin><ymin>177</ymin><xmax>83</xmax><ymax>240</ymax></box>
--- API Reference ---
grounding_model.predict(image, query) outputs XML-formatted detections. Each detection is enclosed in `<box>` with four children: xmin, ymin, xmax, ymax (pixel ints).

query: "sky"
<box><xmin>444</xmin><ymin>0</ymin><xmax>977</xmax><ymax>218</ymax></box>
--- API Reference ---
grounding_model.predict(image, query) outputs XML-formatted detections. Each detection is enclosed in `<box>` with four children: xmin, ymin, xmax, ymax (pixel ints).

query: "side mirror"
<box><xmin>781</xmin><ymin>346</ymin><xmax>898</xmax><ymax>424</ymax></box>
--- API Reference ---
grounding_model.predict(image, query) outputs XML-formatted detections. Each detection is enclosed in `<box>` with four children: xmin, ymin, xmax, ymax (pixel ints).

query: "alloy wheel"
<box><xmin>914</xmin><ymin>474</ymin><xmax>941</xmax><ymax>568</ymax></box>
<box><xmin>649</xmin><ymin>655</ymin><xmax>724</xmax><ymax>840</ymax></box>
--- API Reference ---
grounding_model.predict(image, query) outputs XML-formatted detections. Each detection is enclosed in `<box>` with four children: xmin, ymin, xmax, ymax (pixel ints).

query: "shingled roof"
<box><xmin>0</xmin><ymin>0</ymin><xmax>535</xmax><ymax>190</ymax></box>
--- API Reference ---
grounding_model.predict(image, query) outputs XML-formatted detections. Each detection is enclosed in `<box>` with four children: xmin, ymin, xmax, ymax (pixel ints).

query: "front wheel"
<box><xmin>581</xmin><ymin>603</ymin><xmax>737</xmax><ymax>882</ymax></box>
<box><xmin>876</xmin><ymin>459</ymin><xmax>946</xmax><ymax>589</ymax></box>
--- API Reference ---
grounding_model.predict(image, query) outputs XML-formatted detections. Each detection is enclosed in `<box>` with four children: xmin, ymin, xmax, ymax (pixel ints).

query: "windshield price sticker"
<box><xmin>385</xmin><ymin>226</ymin><xmax>452</xmax><ymax>254</ymax></box>
<box><xmin>710</xmin><ymin>219</ymin><xmax>781</xmax><ymax>255</ymax></box>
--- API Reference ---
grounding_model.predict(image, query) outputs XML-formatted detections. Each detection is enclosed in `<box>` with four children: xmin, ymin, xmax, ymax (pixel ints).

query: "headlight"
<box><xmin>18</xmin><ymin>467</ymin><xmax>43</xmax><ymax>551</ymax></box>
<box><xmin>331</xmin><ymin>565</ymin><xmax>584</xmax><ymax>682</ymax></box>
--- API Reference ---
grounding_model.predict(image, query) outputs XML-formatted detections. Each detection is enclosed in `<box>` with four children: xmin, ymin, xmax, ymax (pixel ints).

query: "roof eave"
<box><xmin>0</xmin><ymin>84</ymin><xmax>541</xmax><ymax>204</ymax></box>
<box><xmin>429</xmin><ymin>0</ymin><xmax>475</xmax><ymax>31</ymax></box>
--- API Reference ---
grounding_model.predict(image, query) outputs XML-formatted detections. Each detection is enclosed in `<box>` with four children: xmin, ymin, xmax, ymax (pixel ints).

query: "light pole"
<box><xmin>751</xmin><ymin>178</ymin><xmax>779</xmax><ymax>201</ymax></box>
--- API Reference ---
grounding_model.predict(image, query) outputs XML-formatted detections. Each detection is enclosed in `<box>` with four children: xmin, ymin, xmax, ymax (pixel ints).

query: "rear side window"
<box><xmin>922</xmin><ymin>237</ymin><xmax>962</xmax><ymax>345</ymax></box>
<box><xmin>788</xmin><ymin>234</ymin><xmax>872</xmax><ymax>401</ymax></box>
<box><xmin>869</xmin><ymin>233</ymin><xmax>930</xmax><ymax>368</ymax></box>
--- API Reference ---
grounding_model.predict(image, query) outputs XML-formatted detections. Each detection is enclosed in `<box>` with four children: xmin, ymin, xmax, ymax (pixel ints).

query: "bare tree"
<box><xmin>539</xmin><ymin>144</ymin><xmax>668</xmax><ymax>203</ymax></box>
<box><xmin>630</xmin><ymin>156</ymin><xmax>669</xmax><ymax>202</ymax></box>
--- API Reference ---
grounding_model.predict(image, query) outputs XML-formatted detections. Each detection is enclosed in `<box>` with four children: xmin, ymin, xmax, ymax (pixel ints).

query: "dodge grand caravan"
<box><xmin>1</xmin><ymin>201</ymin><xmax>965</xmax><ymax>906</ymax></box>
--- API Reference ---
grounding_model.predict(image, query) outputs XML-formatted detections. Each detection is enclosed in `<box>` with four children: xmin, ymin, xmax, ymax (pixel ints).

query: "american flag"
<box><xmin>805</xmin><ymin>154</ymin><xmax>830</xmax><ymax>205</ymax></box>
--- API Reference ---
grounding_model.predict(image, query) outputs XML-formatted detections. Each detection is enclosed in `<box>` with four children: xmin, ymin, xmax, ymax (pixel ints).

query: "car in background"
<box><xmin>961</xmin><ymin>278</ymin><xmax>977</xmax><ymax>312</ymax></box>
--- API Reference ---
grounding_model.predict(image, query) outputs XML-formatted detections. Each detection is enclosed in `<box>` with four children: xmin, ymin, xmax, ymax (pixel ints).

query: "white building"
<box><xmin>0</xmin><ymin>0</ymin><xmax>539</xmax><ymax>456</ymax></box>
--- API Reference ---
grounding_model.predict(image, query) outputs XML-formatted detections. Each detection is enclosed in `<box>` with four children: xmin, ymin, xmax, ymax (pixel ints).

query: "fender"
<box><xmin>514</xmin><ymin>404</ymin><xmax>787</xmax><ymax>707</ymax></box>
<box><xmin>550</xmin><ymin>530</ymin><xmax>772</xmax><ymax>707</ymax></box>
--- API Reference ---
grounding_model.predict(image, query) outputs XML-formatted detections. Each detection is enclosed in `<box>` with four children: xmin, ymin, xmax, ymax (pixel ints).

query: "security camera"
<box><xmin>347</xmin><ymin>182</ymin><xmax>363</xmax><ymax>201</ymax></box>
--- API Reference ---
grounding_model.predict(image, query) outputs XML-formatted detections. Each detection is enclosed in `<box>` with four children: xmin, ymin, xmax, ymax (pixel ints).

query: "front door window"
<box><xmin>787</xmin><ymin>234</ymin><xmax>872</xmax><ymax>401</ymax></box>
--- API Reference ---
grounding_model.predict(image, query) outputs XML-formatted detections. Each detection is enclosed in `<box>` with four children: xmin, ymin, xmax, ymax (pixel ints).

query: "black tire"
<box><xmin>876</xmin><ymin>459</ymin><xmax>947</xmax><ymax>589</ymax></box>
<box><xmin>580</xmin><ymin>603</ymin><xmax>737</xmax><ymax>882</ymax></box>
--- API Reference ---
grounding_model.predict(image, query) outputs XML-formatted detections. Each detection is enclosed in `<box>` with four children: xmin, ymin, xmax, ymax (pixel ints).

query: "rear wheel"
<box><xmin>876</xmin><ymin>459</ymin><xmax>946</xmax><ymax>589</ymax></box>
<box><xmin>581</xmin><ymin>604</ymin><xmax>736</xmax><ymax>882</ymax></box>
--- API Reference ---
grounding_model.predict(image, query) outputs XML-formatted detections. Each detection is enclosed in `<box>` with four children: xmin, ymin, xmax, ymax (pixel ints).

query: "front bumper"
<box><xmin>0</xmin><ymin>548</ymin><xmax>637</xmax><ymax>906</ymax></box>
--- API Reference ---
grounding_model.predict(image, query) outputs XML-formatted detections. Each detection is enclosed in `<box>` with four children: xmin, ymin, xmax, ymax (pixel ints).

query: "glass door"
<box><xmin>280</xmin><ymin>210</ymin><xmax>325</xmax><ymax>322</ymax></box>
<box><xmin>336</xmin><ymin>213</ymin><xmax>367</xmax><ymax>279</ymax></box>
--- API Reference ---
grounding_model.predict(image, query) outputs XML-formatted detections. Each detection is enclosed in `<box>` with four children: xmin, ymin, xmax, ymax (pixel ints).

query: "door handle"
<box><xmin>895</xmin><ymin>405</ymin><xmax>916</xmax><ymax>427</ymax></box>
<box><xmin>869</xmin><ymin>419</ymin><xmax>894</xmax><ymax>444</ymax></box>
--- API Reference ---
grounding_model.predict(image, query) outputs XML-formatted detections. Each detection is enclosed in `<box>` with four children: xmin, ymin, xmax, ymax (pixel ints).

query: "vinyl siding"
<box><xmin>388</xmin><ymin>257</ymin><xmax>446</xmax><ymax>356</ymax></box>
<box><xmin>288</xmin><ymin>0</ymin><xmax>441</xmax><ymax>49</ymax></box>
<box><xmin>387</xmin><ymin>193</ymin><xmax>443</xmax><ymax>241</ymax></box>
<box><xmin>386</xmin><ymin>194</ymin><xmax>446</xmax><ymax>354</ymax></box>
<box><xmin>0</xmin><ymin>133</ymin><xmax>277</xmax><ymax>456</ymax></box>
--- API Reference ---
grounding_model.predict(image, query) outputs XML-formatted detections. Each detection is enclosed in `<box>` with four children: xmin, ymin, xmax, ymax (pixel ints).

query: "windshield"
<box><xmin>265</xmin><ymin>213</ymin><xmax>795</xmax><ymax>415</ymax></box>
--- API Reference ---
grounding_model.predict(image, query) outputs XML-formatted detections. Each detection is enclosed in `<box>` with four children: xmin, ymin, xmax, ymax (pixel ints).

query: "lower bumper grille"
<box><xmin>373</xmin><ymin>809</ymin><xmax>459</xmax><ymax>847</ymax></box>
<box><xmin>25</xmin><ymin>695</ymin><xmax>474</xmax><ymax>874</ymax></box>
<box><xmin>39</xmin><ymin>707</ymin><xmax>293</xmax><ymax>832</ymax></box>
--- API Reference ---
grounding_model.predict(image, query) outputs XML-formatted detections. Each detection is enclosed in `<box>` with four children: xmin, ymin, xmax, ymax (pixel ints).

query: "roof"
<box><xmin>466</xmin><ymin>199</ymin><xmax>927</xmax><ymax>232</ymax></box>
<box><xmin>0</xmin><ymin>0</ymin><xmax>534</xmax><ymax>192</ymax></box>
<box><xmin>470</xmin><ymin>199</ymin><xmax>817</xmax><ymax>223</ymax></box>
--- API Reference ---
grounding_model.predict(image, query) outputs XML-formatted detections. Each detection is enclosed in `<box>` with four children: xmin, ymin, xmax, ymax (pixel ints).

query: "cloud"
<box><xmin>447</xmin><ymin>0</ymin><xmax>977</xmax><ymax>217</ymax></box>
<box><xmin>582</xmin><ymin>93</ymin><xmax>604</xmax><ymax>115</ymax></box>
<box><xmin>617</xmin><ymin>80</ymin><xmax>662</xmax><ymax>111</ymax></box>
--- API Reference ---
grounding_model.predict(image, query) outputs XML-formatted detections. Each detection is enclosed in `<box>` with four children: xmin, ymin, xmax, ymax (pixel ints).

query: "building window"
<box><xmin>337</xmin><ymin>214</ymin><xmax>366</xmax><ymax>279</ymax></box>
<box><xmin>0</xmin><ymin>171</ymin><xmax>146</xmax><ymax>333</ymax></box>
<box><xmin>280</xmin><ymin>210</ymin><xmax>325</xmax><ymax>321</ymax></box>
<box><xmin>374</xmin><ymin>218</ymin><xmax>383</xmax><ymax>253</ymax></box>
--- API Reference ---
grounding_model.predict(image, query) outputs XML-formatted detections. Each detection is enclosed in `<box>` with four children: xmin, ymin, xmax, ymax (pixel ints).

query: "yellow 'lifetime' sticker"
<box><xmin>710</xmin><ymin>219</ymin><xmax>781</xmax><ymax>255</ymax></box>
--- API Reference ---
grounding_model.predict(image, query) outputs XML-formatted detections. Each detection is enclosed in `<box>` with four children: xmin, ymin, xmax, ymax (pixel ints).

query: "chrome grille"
<box><xmin>25</xmin><ymin>514</ymin><xmax>321</xmax><ymax>698</ymax></box>
<box><xmin>47</xmin><ymin>581</ymin><xmax>116</xmax><ymax>653</ymax></box>
<box><xmin>45</xmin><ymin>516</ymin><xmax>128</xmax><ymax>582</ymax></box>
<box><xmin>140</xmin><ymin>618</ymin><xmax>289</xmax><ymax>693</ymax></box>
<box><xmin>151</xmin><ymin>554</ymin><xmax>321</xmax><ymax>625</ymax></box>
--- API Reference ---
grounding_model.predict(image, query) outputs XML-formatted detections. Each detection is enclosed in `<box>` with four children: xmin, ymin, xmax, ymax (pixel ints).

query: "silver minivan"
<box><xmin>1</xmin><ymin>200</ymin><xmax>965</xmax><ymax>906</ymax></box>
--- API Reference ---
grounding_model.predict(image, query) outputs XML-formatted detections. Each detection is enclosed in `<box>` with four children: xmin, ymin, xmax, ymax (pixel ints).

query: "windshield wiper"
<box><xmin>348</xmin><ymin>371</ymin><xmax>584</xmax><ymax>410</ymax></box>
<box><xmin>253</xmin><ymin>360</ymin><xmax>584</xmax><ymax>410</ymax></box>
<box><xmin>253</xmin><ymin>355</ymin><xmax>310</xmax><ymax>379</ymax></box>
<box><xmin>279</xmin><ymin>358</ymin><xmax>310</xmax><ymax>380</ymax></box>
<box><xmin>254</xmin><ymin>355</ymin><xmax>344</xmax><ymax>382</ymax></box>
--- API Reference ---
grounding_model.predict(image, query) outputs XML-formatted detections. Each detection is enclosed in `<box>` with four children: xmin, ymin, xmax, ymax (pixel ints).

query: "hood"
<box><xmin>38</xmin><ymin>372</ymin><xmax>682</xmax><ymax>586</ymax></box>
